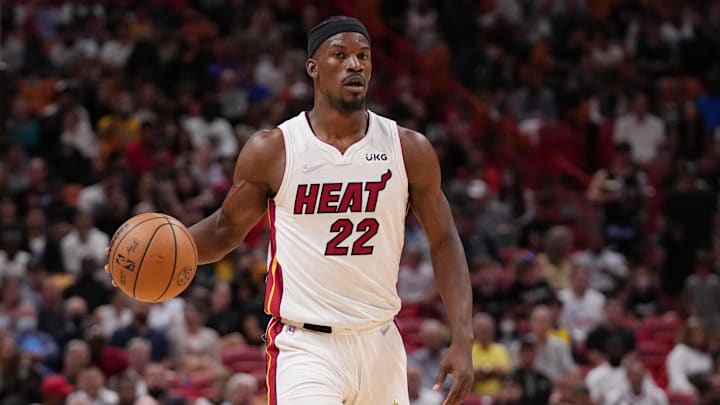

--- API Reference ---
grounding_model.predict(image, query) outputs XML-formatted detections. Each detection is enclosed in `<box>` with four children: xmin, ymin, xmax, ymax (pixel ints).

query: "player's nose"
<box><xmin>346</xmin><ymin>55</ymin><xmax>363</xmax><ymax>72</ymax></box>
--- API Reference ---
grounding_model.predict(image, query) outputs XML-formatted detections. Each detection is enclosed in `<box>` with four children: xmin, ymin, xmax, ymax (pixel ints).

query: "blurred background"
<box><xmin>1</xmin><ymin>0</ymin><xmax>720</xmax><ymax>404</ymax></box>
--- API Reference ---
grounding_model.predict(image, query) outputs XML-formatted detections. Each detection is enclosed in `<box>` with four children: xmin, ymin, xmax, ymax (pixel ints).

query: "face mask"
<box><xmin>16</xmin><ymin>316</ymin><xmax>37</xmax><ymax>332</ymax></box>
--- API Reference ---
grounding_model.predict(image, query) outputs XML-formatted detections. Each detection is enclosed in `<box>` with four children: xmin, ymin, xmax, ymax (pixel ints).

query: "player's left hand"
<box><xmin>434</xmin><ymin>342</ymin><xmax>473</xmax><ymax>405</ymax></box>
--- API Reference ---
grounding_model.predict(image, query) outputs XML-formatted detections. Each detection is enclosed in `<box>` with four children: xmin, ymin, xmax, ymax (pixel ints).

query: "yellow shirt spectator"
<box><xmin>471</xmin><ymin>341</ymin><xmax>512</xmax><ymax>396</ymax></box>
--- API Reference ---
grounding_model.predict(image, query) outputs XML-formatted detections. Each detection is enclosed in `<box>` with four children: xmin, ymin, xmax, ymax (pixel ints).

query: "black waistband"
<box><xmin>301</xmin><ymin>323</ymin><xmax>332</xmax><ymax>334</ymax></box>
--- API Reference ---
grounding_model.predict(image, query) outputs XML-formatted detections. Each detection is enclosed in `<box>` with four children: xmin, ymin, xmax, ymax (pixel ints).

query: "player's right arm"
<box><xmin>189</xmin><ymin>129</ymin><xmax>285</xmax><ymax>264</ymax></box>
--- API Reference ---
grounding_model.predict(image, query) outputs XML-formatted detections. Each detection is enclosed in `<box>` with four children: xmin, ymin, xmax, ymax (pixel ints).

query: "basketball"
<box><xmin>108</xmin><ymin>212</ymin><xmax>198</xmax><ymax>303</ymax></box>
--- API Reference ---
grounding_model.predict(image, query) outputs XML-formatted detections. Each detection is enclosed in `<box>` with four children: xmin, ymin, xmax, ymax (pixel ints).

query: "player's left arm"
<box><xmin>400</xmin><ymin>127</ymin><xmax>473</xmax><ymax>405</ymax></box>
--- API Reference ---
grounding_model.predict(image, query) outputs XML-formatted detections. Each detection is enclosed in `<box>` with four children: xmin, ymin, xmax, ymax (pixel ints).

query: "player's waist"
<box><xmin>277</xmin><ymin>317</ymin><xmax>395</xmax><ymax>335</ymax></box>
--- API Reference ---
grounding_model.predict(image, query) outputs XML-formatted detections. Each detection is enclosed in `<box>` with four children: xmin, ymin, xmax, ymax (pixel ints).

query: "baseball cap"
<box><xmin>42</xmin><ymin>375</ymin><xmax>74</xmax><ymax>397</ymax></box>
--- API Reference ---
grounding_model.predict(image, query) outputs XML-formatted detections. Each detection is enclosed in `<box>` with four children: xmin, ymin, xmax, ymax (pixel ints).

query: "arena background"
<box><xmin>1</xmin><ymin>0</ymin><xmax>720</xmax><ymax>404</ymax></box>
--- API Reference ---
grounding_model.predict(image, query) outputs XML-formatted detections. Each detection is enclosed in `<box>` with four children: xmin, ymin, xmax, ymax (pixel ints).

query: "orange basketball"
<box><xmin>108</xmin><ymin>212</ymin><xmax>198</xmax><ymax>303</ymax></box>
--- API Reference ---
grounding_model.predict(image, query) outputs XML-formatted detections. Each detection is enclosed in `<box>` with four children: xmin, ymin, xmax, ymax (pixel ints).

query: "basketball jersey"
<box><xmin>264</xmin><ymin>110</ymin><xmax>409</xmax><ymax>328</ymax></box>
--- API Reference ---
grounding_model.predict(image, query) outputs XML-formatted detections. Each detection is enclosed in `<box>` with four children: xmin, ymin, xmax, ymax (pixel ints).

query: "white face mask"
<box><xmin>16</xmin><ymin>316</ymin><xmax>37</xmax><ymax>333</ymax></box>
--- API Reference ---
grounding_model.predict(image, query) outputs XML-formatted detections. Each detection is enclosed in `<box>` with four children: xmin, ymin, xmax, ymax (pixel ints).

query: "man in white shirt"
<box><xmin>604</xmin><ymin>359</ymin><xmax>668</xmax><ymax>405</ymax></box>
<box><xmin>613</xmin><ymin>92</ymin><xmax>665</xmax><ymax>166</ymax></box>
<box><xmin>60</xmin><ymin>210</ymin><xmax>109</xmax><ymax>276</ymax></box>
<box><xmin>558</xmin><ymin>265</ymin><xmax>605</xmax><ymax>346</ymax></box>
<box><xmin>572</xmin><ymin>232</ymin><xmax>628</xmax><ymax>295</ymax></box>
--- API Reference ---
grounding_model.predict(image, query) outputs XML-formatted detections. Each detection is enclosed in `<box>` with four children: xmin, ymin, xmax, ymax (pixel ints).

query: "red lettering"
<box><xmin>364</xmin><ymin>170</ymin><xmax>392</xmax><ymax>212</ymax></box>
<box><xmin>294</xmin><ymin>184</ymin><xmax>319</xmax><ymax>214</ymax></box>
<box><xmin>318</xmin><ymin>183</ymin><xmax>342</xmax><ymax>213</ymax></box>
<box><xmin>337</xmin><ymin>183</ymin><xmax>363</xmax><ymax>213</ymax></box>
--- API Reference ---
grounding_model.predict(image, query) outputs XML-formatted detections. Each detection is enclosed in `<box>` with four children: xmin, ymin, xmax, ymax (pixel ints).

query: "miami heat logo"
<box><xmin>293</xmin><ymin>169</ymin><xmax>392</xmax><ymax>215</ymax></box>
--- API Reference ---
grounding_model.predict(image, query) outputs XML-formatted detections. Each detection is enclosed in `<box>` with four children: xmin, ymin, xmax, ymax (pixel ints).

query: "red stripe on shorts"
<box><xmin>265</xmin><ymin>318</ymin><xmax>283</xmax><ymax>405</ymax></box>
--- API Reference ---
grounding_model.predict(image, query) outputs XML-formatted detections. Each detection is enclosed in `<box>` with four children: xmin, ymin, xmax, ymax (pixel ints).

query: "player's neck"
<box><xmin>307</xmin><ymin>103</ymin><xmax>368</xmax><ymax>145</ymax></box>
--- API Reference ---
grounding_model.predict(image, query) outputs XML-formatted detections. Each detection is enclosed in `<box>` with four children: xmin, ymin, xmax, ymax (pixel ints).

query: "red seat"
<box><xmin>396</xmin><ymin>317</ymin><xmax>426</xmax><ymax>336</ymax></box>
<box><xmin>666</xmin><ymin>390</ymin><xmax>696</xmax><ymax>405</ymax></box>
<box><xmin>222</xmin><ymin>344</ymin><xmax>265</xmax><ymax>366</ymax></box>
<box><xmin>463</xmin><ymin>393</ymin><xmax>487</xmax><ymax>405</ymax></box>
<box><xmin>228</xmin><ymin>359</ymin><xmax>268</xmax><ymax>373</ymax></box>
<box><xmin>639</xmin><ymin>316</ymin><xmax>682</xmax><ymax>343</ymax></box>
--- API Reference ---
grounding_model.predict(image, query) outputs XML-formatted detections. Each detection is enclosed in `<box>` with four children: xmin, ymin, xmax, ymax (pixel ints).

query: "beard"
<box><xmin>330</xmin><ymin>93</ymin><xmax>366</xmax><ymax>113</ymax></box>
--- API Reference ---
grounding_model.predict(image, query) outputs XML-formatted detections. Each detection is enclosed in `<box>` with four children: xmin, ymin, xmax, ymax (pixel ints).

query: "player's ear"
<box><xmin>306</xmin><ymin>59</ymin><xmax>318</xmax><ymax>79</ymax></box>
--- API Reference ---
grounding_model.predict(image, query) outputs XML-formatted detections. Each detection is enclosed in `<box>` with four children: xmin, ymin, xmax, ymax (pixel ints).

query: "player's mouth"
<box><xmin>342</xmin><ymin>76</ymin><xmax>366</xmax><ymax>93</ymax></box>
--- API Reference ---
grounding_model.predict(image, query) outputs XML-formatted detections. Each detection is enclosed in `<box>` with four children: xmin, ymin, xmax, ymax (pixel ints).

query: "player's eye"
<box><xmin>358</xmin><ymin>53</ymin><xmax>368</xmax><ymax>60</ymax></box>
<box><xmin>334</xmin><ymin>52</ymin><xmax>345</xmax><ymax>59</ymax></box>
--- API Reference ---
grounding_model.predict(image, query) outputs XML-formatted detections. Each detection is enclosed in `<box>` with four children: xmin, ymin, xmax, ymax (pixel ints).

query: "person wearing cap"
<box><xmin>41</xmin><ymin>374</ymin><xmax>75</xmax><ymax>405</ymax></box>
<box><xmin>110</xmin><ymin>14</ymin><xmax>473</xmax><ymax>405</ymax></box>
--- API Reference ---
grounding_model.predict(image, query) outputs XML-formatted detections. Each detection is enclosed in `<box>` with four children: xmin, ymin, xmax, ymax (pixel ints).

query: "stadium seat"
<box><xmin>222</xmin><ymin>344</ymin><xmax>265</xmax><ymax>366</ymax></box>
<box><xmin>666</xmin><ymin>390</ymin><xmax>696</xmax><ymax>405</ymax></box>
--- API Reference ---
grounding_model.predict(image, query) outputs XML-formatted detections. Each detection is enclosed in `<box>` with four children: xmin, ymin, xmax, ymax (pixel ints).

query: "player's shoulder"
<box><xmin>240</xmin><ymin>128</ymin><xmax>285</xmax><ymax>159</ymax></box>
<box><xmin>397</xmin><ymin>126</ymin><xmax>434</xmax><ymax>157</ymax></box>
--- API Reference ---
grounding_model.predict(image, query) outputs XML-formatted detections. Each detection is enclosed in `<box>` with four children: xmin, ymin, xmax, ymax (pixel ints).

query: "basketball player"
<box><xmin>108</xmin><ymin>16</ymin><xmax>473</xmax><ymax>405</ymax></box>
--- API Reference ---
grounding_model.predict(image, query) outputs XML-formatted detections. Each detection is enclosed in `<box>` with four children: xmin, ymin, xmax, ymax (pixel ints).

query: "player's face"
<box><xmin>309</xmin><ymin>32</ymin><xmax>372</xmax><ymax>113</ymax></box>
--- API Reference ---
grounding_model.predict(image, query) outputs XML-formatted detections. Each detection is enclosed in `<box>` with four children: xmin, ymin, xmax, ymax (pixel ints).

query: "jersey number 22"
<box><xmin>324</xmin><ymin>218</ymin><xmax>379</xmax><ymax>255</ymax></box>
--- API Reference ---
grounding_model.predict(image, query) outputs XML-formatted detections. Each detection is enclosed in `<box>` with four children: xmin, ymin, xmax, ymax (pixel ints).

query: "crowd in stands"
<box><xmin>2</xmin><ymin>0</ymin><xmax>720</xmax><ymax>404</ymax></box>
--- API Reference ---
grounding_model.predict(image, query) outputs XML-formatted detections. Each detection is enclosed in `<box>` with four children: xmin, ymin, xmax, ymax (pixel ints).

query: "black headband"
<box><xmin>307</xmin><ymin>16</ymin><xmax>371</xmax><ymax>58</ymax></box>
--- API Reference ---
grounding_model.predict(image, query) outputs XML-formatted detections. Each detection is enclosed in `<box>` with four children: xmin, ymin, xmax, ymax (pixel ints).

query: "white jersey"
<box><xmin>264</xmin><ymin>110</ymin><xmax>409</xmax><ymax>328</ymax></box>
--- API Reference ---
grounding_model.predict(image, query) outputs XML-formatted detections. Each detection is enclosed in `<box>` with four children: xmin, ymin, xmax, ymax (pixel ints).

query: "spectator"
<box><xmin>143</xmin><ymin>363</ymin><xmax>188</xmax><ymax>405</ymax></box>
<box><xmin>604</xmin><ymin>359</ymin><xmax>668</xmax><ymax>405</ymax></box>
<box><xmin>662</xmin><ymin>164</ymin><xmax>716</xmax><ymax>294</ymax></box>
<box><xmin>95</xmin><ymin>290</ymin><xmax>133</xmax><ymax>339</ymax></box>
<box><xmin>507</xmin><ymin>336</ymin><xmax>553</xmax><ymax>405</ymax></box>
<box><xmin>683</xmin><ymin>251</ymin><xmax>720</xmax><ymax>330</ymax></box>
<box><xmin>223</xmin><ymin>372</ymin><xmax>258</xmax><ymax>405</ymax></box>
<box><xmin>114</xmin><ymin>373</ymin><xmax>138</xmax><ymax>405</ymax></box>
<box><xmin>470</xmin><ymin>256</ymin><xmax>510</xmax><ymax>319</ymax></box>
<box><xmin>0</xmin><ymin>335</ymin><xmax>43</xmax><ymax>404</ymax></box>
<box><xmin>625</xmin><ymin>265</ymin><xmax>662</xmax><ymax>319</ymax></box>
<box><xmin>408</xmin><ymin>319</ymin><xmax>451</xmax><ymax>393</ymax></box>
<box><xmin>398</xmin><ymin>244</ymin><xmax>437</xmax><ymax>307</ymax></box>
<box><xmin>22</xmin><ymin>208</ymin><xmax>63</xmax><ymax>272</ymax></box>
<box><xmin>585</xmin><ymin>299</ymin><xmax>636</xmax><ymax>366</ymax></box>
<box><xmin>63</xmin><ymin>258</ymin><xmax>112</xmax><ymax>311</ymax></box>
<box><xmin>76</xmin><ymin>168</ymin><xmax>124</xmax><ymax>218</ymax></box>
<box><xmin>61</xmin><ymin>296</ymin><xmax>90</xmax><ymax>348</ymax></box>
<box><xmin>111</xmin><ymin>302</ymin><xmax>170</xmax><ymax>363</ymax></box>
<box><xmin>0</xmin><ymin>225</ymin><xmax>31</xmax><ymax>279</ymax></box>
<box><xmin>407</xmin><ymin>363</ymin><xmax>444</xmax><ymax>405</ymax></box>
<box><xmin>37</xmin><ymin>278</ymin><xmax>66</xmax><ymax>345</ymax></box>
<box><xmin>537</xmin><ymin>226</ymin><xmax>574</xmax><ymax>290</ymax></box>
<box><xmin>558</xmin><ymin>265</ymin><xmax>606</xmax><ymax>346</ymax></box>
<box><xmin>59</xmin><ymin>210</ymin><xmax>109</xmax><ymax>277</ymax></box>
<box><xmin>587</xmin><ymin>142</ymin><xmax>649</xmax><ymax>259</ymax></box>
<box><xmin>471</xmin><ymin>313</ymin><xmax>511</xmax><ymax>397</ymax></box>
<box><xmin>572</xmin><ymin>230</ymin><xmax>629</xmax><ymax>296</ymax></box>
<box><xmin>12</xmin><ymin>302</ymin><xmax>60</xmax><ymax>372</ymax></box>
<box><xmin>585</xmin><ymin>337</ymin><xmax>635</xmax><ymax>404</ymax></box>
<box><xmin>40</xmin><ymin>374</ymin><xmax>75</xmax><ymax>405</ymax></box>
<box><xmin>193</xmin><ymin>366</ymin><xmax>230</xmax><ymax>405</ymax></box>
<box><xmin>205</xmin><ymin>280</ymin><xmax>241</xmax><ymax>337</ymax></box>
<box><xmin>182</xmin><ymin>101</ymin><xmax>238</xmax><ymax>161</ymax></box>
<box><xmin>613</xmin><ymin>92</ymin><xmax>666</xmax><ymax>166</ymax></box>
<box><xmin>666</xmin><ymin>317</ymin><xmax>713</xmax><ymax>395</ymax></box>
<box><xmin>62</xmin><ymin>340</ymin><xmax>91</xmax><ymax>385</ymax></box>
<box><xmin>0</xmin><ymin>276</ymin><xmax>27</xmax><ymax>331</ymax></box>
<box><xmin>66</xmin><ymin>366</ymin><xmax>119</xmax><ymax>405</ymax></box>
<box><xmin>110</xmin><ymin>338</ymin><xmax>151</xmax><ymax>397</ymax></box>
<box><xmin>508</xmin><ymin>251</ymin><xmax>555</xmax><ymax>317</ymax></box>
<box><xmin>171</xmin><ymin>300</ymin><xmax>220</xmax><ymax>364</ymax></box>
<box><xmin>520</xmin><ymin>305</ymin><xmax>577</xmax><ymax>382</ymax></box>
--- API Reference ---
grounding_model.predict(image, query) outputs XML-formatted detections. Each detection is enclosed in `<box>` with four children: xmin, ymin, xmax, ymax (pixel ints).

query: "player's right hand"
<box><xmin>104</xmin><ymin>247</ymin><xmax>117</xmax><ymax>288</ymax></box>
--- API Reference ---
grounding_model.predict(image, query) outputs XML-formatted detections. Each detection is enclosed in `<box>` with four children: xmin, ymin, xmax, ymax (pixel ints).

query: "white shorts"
<box><xmin>265</xmin><ymin>318</ymin><xmax>410</xmax><ymax>405</ymax></box>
